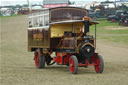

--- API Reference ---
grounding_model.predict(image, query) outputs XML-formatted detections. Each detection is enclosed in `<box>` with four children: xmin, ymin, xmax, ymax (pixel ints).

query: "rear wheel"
<box><xmin>69</xmin><ymin>55</ymin><xmax>78</xmax><ymax>74</ymax></box>
<box><xmin>94</xmin><ymin>55</ymin><xmax>104</xmax><ymax>73</ymax></box>
<box><xmin>34</xmin><ymin>49</ymin><xmax>45</xmax><ymax>69</ymax></box>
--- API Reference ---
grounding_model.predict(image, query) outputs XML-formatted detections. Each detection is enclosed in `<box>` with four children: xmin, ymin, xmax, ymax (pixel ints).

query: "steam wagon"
<box><xmin>28</xmin><ymin>7</ymin><xmax>104</xmax><ymax>74</ymax></box>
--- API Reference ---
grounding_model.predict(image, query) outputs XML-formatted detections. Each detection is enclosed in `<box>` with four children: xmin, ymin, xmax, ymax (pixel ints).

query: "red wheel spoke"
<box><xmin>69</xmin><ymin>55</ymin><xmax>78</xmax><ymax>74</ymax></box>
<box><xmin>69</xmin><ymin>59</ymin><xmax>75</xmax><ymax>72</ymax></box>
<box><xmin>34</xmin><ymin>49</ymin><xmax>45</xmax><ymax>69</ymax></box>
<box><xmin>95</xmin><ymin>58</ymin><xmax>101</xmax><ymax>72</ymax></box>
<box><xmin>34</xmin><ymin>52</ymin><xmax>39</xmax><ymax>67</ymax></box>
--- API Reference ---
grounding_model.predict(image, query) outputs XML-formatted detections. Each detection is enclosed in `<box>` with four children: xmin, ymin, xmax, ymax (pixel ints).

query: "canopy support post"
<box><xmin>95</xmin><ymin>24</ymin><xmax>96</xmax><ymax>49</ymax></box>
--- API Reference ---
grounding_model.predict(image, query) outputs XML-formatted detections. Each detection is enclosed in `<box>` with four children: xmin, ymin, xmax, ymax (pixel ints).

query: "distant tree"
<box><xmin>22</xmin><ymin>4</ymin><xmax>29</xmax><ymax>7</ymax></box>
<box><xmin>15</xmin><ymin>5</ymin><xmax>22</xmax><ymax>8</ymax></box>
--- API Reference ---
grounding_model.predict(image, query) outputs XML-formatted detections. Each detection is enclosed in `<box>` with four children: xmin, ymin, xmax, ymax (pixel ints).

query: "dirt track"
<box><xmin>104</xmin><ymin>26</ymin><xmax>128</xmax><ymax>30</ymax></box>
<box><xmin>1</xmin><ymin>16</ymin><xmax>128</xmax><ymax>85</ymax></box>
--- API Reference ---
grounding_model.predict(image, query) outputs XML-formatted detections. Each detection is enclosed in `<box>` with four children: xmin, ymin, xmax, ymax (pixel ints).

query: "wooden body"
<box><xmin>28</xmin><ymin>27</ymin><xmax>50</xmax><ymax>51</ymax></box>
<box><xmin>28</xmin><ymin>7</ymin><xmax>88</xmax><ymax>52</ymax></box>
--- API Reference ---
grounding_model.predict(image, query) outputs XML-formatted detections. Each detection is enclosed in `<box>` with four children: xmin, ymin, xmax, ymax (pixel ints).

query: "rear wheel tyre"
<box><xmin>94</xmin><ymin>55</ymin><xmax>104</xmax><ymax>73</ymax></box>
<box><xmin>34</xmin><ymin>49</ymin><xmax>45</xmax><ymax>69</ymax></box>
<box><xmin>69</xmin><ymin>55</ymin><xmax>78</xmax><ymax>74</ymax></box>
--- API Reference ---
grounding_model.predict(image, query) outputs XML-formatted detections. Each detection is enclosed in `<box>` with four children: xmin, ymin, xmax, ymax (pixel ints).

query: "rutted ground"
<box><xmin>0</xmin><ymin>16</ymin><xmax>128</xmax><ymax>85</ymax></box>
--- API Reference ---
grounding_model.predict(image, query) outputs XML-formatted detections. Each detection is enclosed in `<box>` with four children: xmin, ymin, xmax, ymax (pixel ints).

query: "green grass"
<box><xmin>90</xmin><ymin>20</ymin><xmax>128</xmax><ymax>45</ymax></box>
<box><xmin>103</xmin><ymin>36</ymin><xmax>128</xmax><ymax>44</ymax></box>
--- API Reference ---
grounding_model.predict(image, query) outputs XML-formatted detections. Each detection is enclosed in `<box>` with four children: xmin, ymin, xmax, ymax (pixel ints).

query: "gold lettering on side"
<box><xmin>43</xmin><ymin>49</ymin><xmax>48</xmax><ymax>53</ymax></box>
<box><xmin>33</xmin><ymin>34</ymin><xmax>43</xmax><ymax>40</ymax></box>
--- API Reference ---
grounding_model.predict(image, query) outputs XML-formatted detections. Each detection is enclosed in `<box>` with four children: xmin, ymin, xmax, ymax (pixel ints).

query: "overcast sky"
<box><xmin>1</xmin><ymin>0</ymin><xmax>114</xmax><ymax>1</ymax></box>
<box><xmin>0</xmin><ymin>0</ymin><xmax>115</xmax><ymax>6</ymax></box>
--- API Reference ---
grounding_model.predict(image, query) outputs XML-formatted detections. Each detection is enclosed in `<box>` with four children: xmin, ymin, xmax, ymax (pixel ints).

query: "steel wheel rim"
<box><xmin>34</xmin><ymin>52</ymin><xmax>39</xmax><ymax>67</ymax></box>
<box><xmin>69</xmin><ymin>58</ymin><xmax>75</xmax><ymax>72</ymax></box>
<box><xmin>95</xmin><ymin>58</ymin><xmax>100</xmax><ymax>72</ymax></box>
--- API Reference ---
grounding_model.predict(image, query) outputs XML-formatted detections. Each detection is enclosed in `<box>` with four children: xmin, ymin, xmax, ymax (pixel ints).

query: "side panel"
<box><xmin>28</xmin><ymin>27</ymin><xmax>50</xmax><ymax>51</ymax></box>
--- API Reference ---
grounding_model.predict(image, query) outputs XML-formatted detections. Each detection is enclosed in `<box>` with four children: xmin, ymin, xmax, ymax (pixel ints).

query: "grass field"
<box><xmin>90</xmin><ymin>20</ymin><xmax>128</xmax><ymax>45</ymax></box>
<box><xmin>0</xmin><ymin>15</ymin><xmax>128</xmax><ymax>85</ymax></box>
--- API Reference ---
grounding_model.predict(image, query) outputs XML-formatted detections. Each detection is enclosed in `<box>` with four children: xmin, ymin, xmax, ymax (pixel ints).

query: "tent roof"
<box><xmin>43</xmin><ymin>0</ymin><xmax>69</xmax><ymax>5</ymax></box>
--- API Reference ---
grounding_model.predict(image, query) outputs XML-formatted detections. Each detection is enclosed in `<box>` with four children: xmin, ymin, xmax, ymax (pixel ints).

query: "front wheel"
<box><xmin>34</xmin><ymin>49</ymin><xmax>45</xmax><ymax>69</ymax></box>
<box><xmin>94</xmin><ymin>55</ymin><xmax>104</xmax><ymax>73</ymax></box>
<box><xmin>69</xmin><ymin>55</ymin><xmax>78</xmax><ymax>74</ymax></box>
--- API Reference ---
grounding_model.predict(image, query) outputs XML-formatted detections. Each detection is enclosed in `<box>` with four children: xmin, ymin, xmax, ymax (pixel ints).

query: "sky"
<box><xmin>0</xmin><ymin>0</ymin><xmax>116</xmax><ymax>6</ymax></box>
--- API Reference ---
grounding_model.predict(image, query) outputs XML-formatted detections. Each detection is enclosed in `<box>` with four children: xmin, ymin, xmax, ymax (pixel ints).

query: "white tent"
<box><xmin>0</xmin><ymin>8</ymin><xmax>13</xmax><ymax>16</ymax></box>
